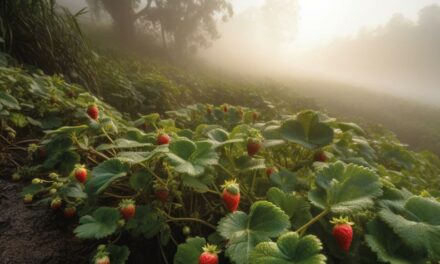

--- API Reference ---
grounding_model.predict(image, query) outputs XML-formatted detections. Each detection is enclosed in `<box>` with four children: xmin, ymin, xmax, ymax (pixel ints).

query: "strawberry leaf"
<box><xmin>250</xmin><ymin>232</ymin><xmax>326</xmax><ymax>264</ymax></box>
<box><xmin>280</xmin><ymin>111</ymin><xmax>333</xmax><ymax>149</ymax></box>
<box><xmin>86</xmin><ymin>159</ymin><xmax>129</xmax><ymax>195</ymax></box>
<box><xmin>166</xmin><ymin>139</ymin><xmax>219</xmax><ymax>176</ymax></box>
<box><xmin>74</xmin><ymin>207</ymin><xmax>120</xmax><ymax>239</ymax></box>
<box><xmin>267</xmin><ymin>187</ymin><xmax>312</xmax><ymax>229</ymax></box>
<box><xmin>218</xmin><ymin>201</ymin><xmax>290</xmax><ymax>264</ymax></box>
<box><xmin>378</xmin><ymin>196</ymin><xmax>440</xmax><ymax>260</ymax></box>
<box><xmin>365</xmin><ymin>218</ymin><xmax>425</xmax><ymax>264</ymax></box>
<box><xmin>174</xmin><ymin>237</ymin><xmax>206</xmax><ymax>264</ymax></box>
<box><xmin>107</xmin><ymin>245</ymin><xmax>130</xmax><ymax>264</ymax></box>
<box><xmin>308</xmin><ymin>161</ymin><xmax>382</xmax><ymax>213</ymax></box>
<box><xmin>126</xmin><ymin>205</ymin><xmax>162</xmax><ymax>238</ymax></box>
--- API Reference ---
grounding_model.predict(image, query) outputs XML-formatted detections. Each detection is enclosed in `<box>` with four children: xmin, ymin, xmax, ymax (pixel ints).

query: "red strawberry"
<box><xmin>247</xmin><ymin>138</ymin><xmax>262</xmax><ymax>157</ymax></box>
<box><xmin>64</xmin><ymin>207</ymin><xmax>77</xmax><ymax>218</ymax></box>
<box><xmin>266</xmin><ymin>167</ymin><xmax>277</xmax><ymax>177</ymax></box>
<box><xmin>51</xmin><ymin>197</ymin><xmax>62</xmax><ymax>210</ymax></box>
<box><xmin>119</xmin><ymin>199</ymin><xmax>136</xmax><ymax>220</ymax></box>
<box><xmin>314</xmin><ymin>151</ymin><xmax>328</xmax><ymax>162</ymax></box>
<box><xmin>157</xmin><ymin>133</ymin><xmax>170</xmax><ymax>145</ymax></box>
<box><xmin>75</xmin><ymin>167</ymin><xmax>88</xmax><ymax>183</ymax></box>
<box><xmin>223</xmin><ymin>105</ymin><xmax>228</xmax><ymax>113</ymax></box>
<box><xmin>199</xmin><ymin>244</ymin><xmax>220</xmax><ymax>264</ymax></box>
<box><xmin>87</xmin><ymin>104</ymin><xmax>99</xmax><ymax>120</ymax></box>
<box><xmin>95</xmin><ymin>256</ymin><xmax>110</xmax><ymax>264</ymax></box>
<box><xmin>252</xmin><ymin>112</ymin><xmax>259</xmax><ymax>122</ymax></box>
<box><xmin>331</xmin><ymin>217</ymin><xmax>354</xmax><ymax>253</ymax></box>
<box><xmin>155</xmin><ymin>188</ymin><xmax>169</xmax><ymax>203</ymax></box>
<box><xmin>222</xmin><ymin>180</ymin><xmax>240</xmax><ymax>212</ymax></box>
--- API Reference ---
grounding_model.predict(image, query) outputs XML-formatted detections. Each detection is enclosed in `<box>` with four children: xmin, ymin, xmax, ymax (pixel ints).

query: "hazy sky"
<box><xmin>235</xmin><ymin>0</ymin><xmax>440</xmax><ymax>51</ymax></box>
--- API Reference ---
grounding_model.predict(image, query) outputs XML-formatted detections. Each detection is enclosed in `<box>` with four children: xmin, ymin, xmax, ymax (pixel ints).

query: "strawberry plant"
<box><xmin>2</xmin><ymin>65</ymin><xmax>440</xmax><ymax>264</ymax></box>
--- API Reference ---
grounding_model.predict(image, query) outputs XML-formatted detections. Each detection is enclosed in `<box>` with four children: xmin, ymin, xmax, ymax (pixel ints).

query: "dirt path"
<box><xmin>0</xmin><ymin>178</ymin><xmax>90</xmax><ymax>264</ymax></box>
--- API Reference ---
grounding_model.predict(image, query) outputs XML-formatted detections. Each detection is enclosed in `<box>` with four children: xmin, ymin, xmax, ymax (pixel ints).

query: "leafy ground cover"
<box><xmin>1</xmin><ymin>64</ymin><xmax>440</xmax><ymax>264</ymax></box>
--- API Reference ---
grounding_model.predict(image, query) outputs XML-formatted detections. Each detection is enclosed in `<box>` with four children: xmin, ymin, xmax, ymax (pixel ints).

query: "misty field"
<box><xmin>1</xmin><ymin>1</ymin><xmax>440</xmax><ymax>264</ymax></box>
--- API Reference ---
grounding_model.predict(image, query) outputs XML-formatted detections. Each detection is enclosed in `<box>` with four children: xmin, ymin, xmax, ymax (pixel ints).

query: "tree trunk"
<box><xmin>100</xmin><ymin>0</ymin><xmax>136</xmax><ymax>39</ymax></box>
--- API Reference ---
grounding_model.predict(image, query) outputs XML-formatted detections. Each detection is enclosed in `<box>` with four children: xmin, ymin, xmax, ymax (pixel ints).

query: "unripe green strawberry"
<box><xmin>74</xmin><ymin>167</ymin><xmax>88</xmax><ymax>183</ymax></box>
<box><xmin>49</xmin><ymin>188</ymin><xmax>57</xmax><ymax>194</ymax></box>
<box><xmin>182</xmin><ymin>226</ymin><xmax>191</xmax><ymax>236</ymax></box>
<box><xmin>11</xmin><ymin>173</ymin><xmax>21</xmax><ymax>181</ymax></box>
<box><xmin>157</xmin><ymin>133</ymin><xmax>170</xmax><ymax>145</ymax></box>
<box><xmin>87</xmin><ymin>104</ymin><xmax>99</xmax><ymax>120</ymax></box>
<box><xmin>247</xmin><ymin>138</ymin><xmax>262</xmax><ymax>157</ymax></box>
<box><xmin>119</xmin><ymin>199</ymin><xmax>136</xmax><ymax>220</ymax></box>
<box><xmin>331</xmin><ymin>217</ymin><xmax>354</xmax><ymax>253</ymax></box>
<box><xmin>64</xmin><ymin>206</ymin><xmax>77</xmax><ymax>218</ymax></box>
<box><xmin>50</xmin><ymin>197</ymin><xmax>62</xmax><ymax>210</ymax></box>
<box><xmin>199</xmin><ymin>244</ymin><xmax>220</xmax><ymax>264</ymax></box>
<box><xmin>49</xmin><ymin>172</ymin><xmax>59</xmax><ymax>180</ymax></box>
<box><xmin>32</xmin><ymin>178</ymin><xmax>42</xmax><ymax>184</ymax></box>
<box><xmin>222</xmin><ymin>180</ymin><xmax>240</xmax><ymax>212</ymax></box>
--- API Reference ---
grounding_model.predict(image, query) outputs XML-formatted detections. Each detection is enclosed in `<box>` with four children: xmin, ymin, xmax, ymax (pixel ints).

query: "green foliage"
<box><xmin>218</xmin><ymin>201</ymin><xmax>291</xmax><ymax>264</ymax></box>
<box><xmin>174</xmin><ymin>237</ymin><xmax>207</xmax><ymax>264</ymax></box>
<box><xmin>249</xmin><ymin>232</ymin><xmax>326</xmax><ymax>264</ymax></box>
<box><xmin>74</xmin><ymin>207</ymin><xmax>120</xmax><ymax>239</ymax></box>
<box><xmin>308</xmin><ymin>161</ymin><xmax>383</xmax><ymax>213</ymax></box>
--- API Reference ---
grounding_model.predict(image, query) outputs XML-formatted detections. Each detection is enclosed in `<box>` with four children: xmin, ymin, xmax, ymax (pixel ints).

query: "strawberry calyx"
<box><xmin>202</xmin><ymin>244</ymin><xmax>220</xmax><ymax>255</ymax></box>
<box><xmin>221</xmin><ymin>180</ymin><xmax>240</xmax><ymax>195</ymax></box>
<box><xmin>330</xmin><ymin>216</ymin><xmax>354</xmax><ymax>226</ymax></box>
<box><xmin>119</xmin><ymin>198</ymin><xmax>135</xmax><ymax>209</ymax></box>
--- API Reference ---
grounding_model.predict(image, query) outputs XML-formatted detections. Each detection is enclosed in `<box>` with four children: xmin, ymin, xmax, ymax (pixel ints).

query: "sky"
<box><xmin>234</xmin><ymin>0</ymin><xmax>440</xmax><ymax>52</ymax></box>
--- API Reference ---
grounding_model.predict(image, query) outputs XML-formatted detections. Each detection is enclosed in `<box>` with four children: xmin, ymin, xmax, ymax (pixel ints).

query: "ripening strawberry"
<box><xmin>266</xmin><ymin>167</ymin><xmax>277</xmax><ymax>177</ymax></box>
<box><xmin>314</xmin><ymin>151</ymin><xmax>328</xmax><ymax>162</ymax></box>
<box><xmin>331</xmin><ymin>217</ymin><xmax>354</xmax><ymax>253</ymax></box>
<box><xmin>155</xmin><ymin>188</ymin><xmax>169</xmax><ymax>203</ymax></box>
<box><xmin>207</xmin><ymin>106</ymin><xmax>212</xmax><ymax>115</ymax></box>
<box><xmin>23</xmin><ymin>194</ymin><xmax>33</xmax><ymax>204</ymax></box>
<box><xmin>119</xmin><ymin>199</ymin><xmax>136</xmax><ymax>220</ymax></box>
<box><xmin>87</xmin><ymin>104</ymin><xmax>99</xmax><ymax>120</ymax></box>
<box><xmin>252</xmin><ymin>112</ymin><xmax>259</xmax><ymax>122</ymax></box>
<box><xmin>247</xmin><ymin>138</ymin><xmax>262</xmax><ymax>157</ymax></box>
<box><xmin>95</xmin><ymin>256</ymin><xmax>110</xmax><ymax>264</ymax></box>
<box><xmin>51</xmin><ymin>197</ymin><xmax>62</xmax><ymax>210</ymax></box>
<box><xmin>199</xmin><ymin>244</ymin><xmax>220</xmax><ymax>264</ymax></box>
<box><xmin>64</xmin><ymin>206</ymin><xmax>77</xmax><ymax>218</ymax></box>
<box><xmin>75</xmin><ymin>167</ymin><xmax>88</xmax><ymax>183</ymax></box>
<box><xmin>157</xmin><ymin>133</ymin><xmax>170</xmax><ymax>145</ymax></box>
<box><xmin>237</xmin><ymin>107</ymin><xmax>244</xmax><ymax>119</ymax></box>
<box><xmin>223</xmin><ymin>105</ymin><xmax>228</xmax><ymax>113</ymax></box>
<box><xmin>222</xmin><ymin>180</ymin><xmax>240</xmax><ymax>212</ymax></box>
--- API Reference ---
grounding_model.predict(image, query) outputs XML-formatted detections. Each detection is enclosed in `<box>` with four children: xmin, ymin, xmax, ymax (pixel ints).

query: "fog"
<box><xmin>202</xmin><ymin>3</ymin><xmax>440</xmax><ymax>105</ymax></box>
<box><xmin>56</xmin><ymin>0</ymin><xmax>440</xmax><ymax>105</ymax></box>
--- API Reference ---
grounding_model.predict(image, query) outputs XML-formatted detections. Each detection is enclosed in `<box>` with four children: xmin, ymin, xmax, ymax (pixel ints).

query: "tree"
<box><xmin>86</xmin><ymin>0</ymin><xmax>233</xmax><ymax>54</ymax></box>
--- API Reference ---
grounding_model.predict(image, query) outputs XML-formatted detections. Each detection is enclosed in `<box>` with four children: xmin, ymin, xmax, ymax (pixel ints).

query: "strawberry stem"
<box><xmin>296</xmin><ymin>208</ymin><xmax>330</xmax><ymax>235</ymax></box>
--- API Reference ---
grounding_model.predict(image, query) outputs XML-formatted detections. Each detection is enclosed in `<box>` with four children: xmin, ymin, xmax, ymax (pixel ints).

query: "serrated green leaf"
<box><xmin>174</xmin><ymin>237</ymin><xmax>206</xmax><ymax>264</ymax></box>
<box><xmin>250</xmin><ymin>232</ymin><xmax>326</xmax><ymax>264</ymax></box>
<box><xmin>0</xmin><ymin>90</ymin><xmax>20</xmax><ymax>110</ymax></box>
<box><xmin>107</xmin><ymin>245</ymin><xmax>130</xmax><ymax>264</ymax></box>
<box><xmin>96</xmin><ymin>138</ymin><xmax>152</xmax><ymax>151</ymax></box>
<box><xmin>267</xmin><ymin>187</ymin><xmax>312</xmax><ymax>229</ymax></box>
<box><xmin>167</xmin><ymin>139</ymin><xmax>218</xmax><ymax>176</ymax></box>
<box><xmin>280</xmin><ymin>111</ymin><xmax>333</xmax><ymax>149</ymax></box>
<box><xmin>365</xmin><ymin>218</ymin><xmax>425</xmax><ymax>264</ymax></box>
<box><xmin>86</xmin><ymin>159</ymin><xmax>129</xmax><ymax>195</ymax></box>
<box><xmin>126</xmin><ymin>205</ymin><xmax>162</xmax><ymax>238</ymax></box>
<box><xmin>308</xmin><ymin>161</ymin><xmax>382</xmax><ymax>213</ymax></box>
<box><xmin>235</xmin><ymin>155</ymin><xmax>266</xmax><ymax>172</ymax></box>
<box><xmin>218</xmin><ymin>201</ymin><xmax>291</xmax><ymax>264</ymax></box>
<box><xmin>270</xmin><ymin>169</ymin><xmax>307</xmax><ymax>192</ymax></box>
<box><xmin>378</xmin><ymin>196</ymin><xmax>440</xmax><ymax>260</ymax></box>
<box><xmin>129</xmin><ymin>170</ymin><xmax>152</xmax><ymax>191</ymax></box>
<box><xmin>74</xmin><ymin>207</ymin><xmax>120</xmax><ymax>239</ymax></box>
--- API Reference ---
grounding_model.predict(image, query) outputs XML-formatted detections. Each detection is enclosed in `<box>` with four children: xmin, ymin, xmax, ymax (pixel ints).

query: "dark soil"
<box><xmin>0</xmin><ymin>178</ymin><xmax>91</xmax><ymax>264</ymax></box>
